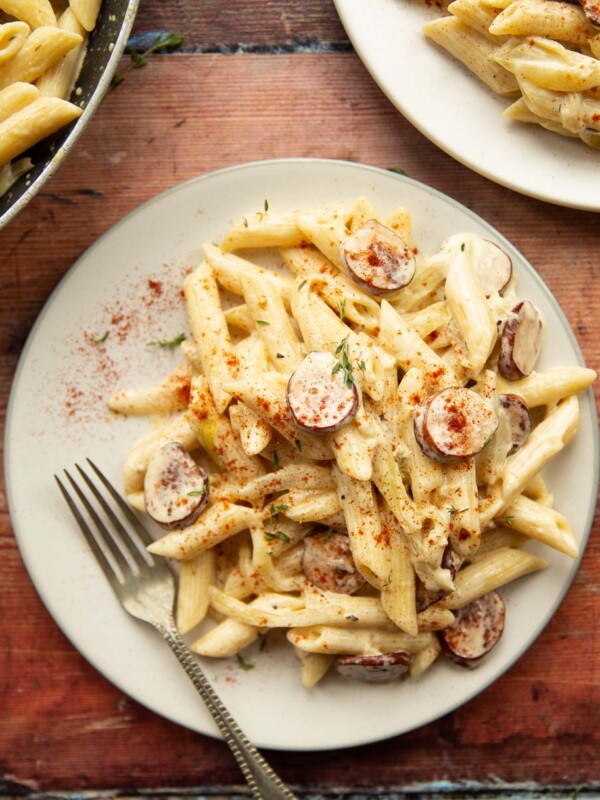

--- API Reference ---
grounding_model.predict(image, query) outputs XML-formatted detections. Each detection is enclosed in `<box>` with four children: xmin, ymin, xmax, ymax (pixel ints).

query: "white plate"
<box><xmin>5</xmin><ymin>159</ymin><xmax>597</xmax><ymax>751</ymax></box>
<box><xmin>334</xmin><ymin>0</ymin><xmax>600</xmax><ymax>211</ymax></box>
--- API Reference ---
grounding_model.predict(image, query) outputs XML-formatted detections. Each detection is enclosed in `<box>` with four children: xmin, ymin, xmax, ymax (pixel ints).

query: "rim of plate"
<box><xmin>332</xmin><ymin>1</ymin><xmax>600</xmax><ymax>212</ymax></box>
<box><xmin>5</xmin><ymin>158</ymin><xmax>599</xmax><ymax>750</ymax></box>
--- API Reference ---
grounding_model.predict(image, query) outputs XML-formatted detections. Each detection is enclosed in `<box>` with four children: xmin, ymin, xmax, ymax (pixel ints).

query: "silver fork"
<box><xmin>55</xmin><ymin>459</ymin><xmax>297</xmax><ymax>800</ymax></box>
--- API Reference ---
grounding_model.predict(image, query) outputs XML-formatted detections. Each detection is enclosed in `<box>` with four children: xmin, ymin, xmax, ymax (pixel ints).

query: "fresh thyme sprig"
<box><xmin>265</xmin><ymin>530</ymin><xmax>291</xmax><ymax>543</ymax></box>
<box><xmin>447</xmin><ymin>505</ymin><xmax>469</xmax><ymax>518</ymax></box>
<box><xmin>269</xmin><ymin>502</ymin><xmax>289</xmax><ymax>517</ymax></box>
<box><xmin>332</xmin><ymin>336</ymin><xmax>354</xmax><ymax>389</ymax></box>
<box><xmin>112</xmin><ymin>32</ymin><xmax>184</xmax><ymax>88</ymax></box>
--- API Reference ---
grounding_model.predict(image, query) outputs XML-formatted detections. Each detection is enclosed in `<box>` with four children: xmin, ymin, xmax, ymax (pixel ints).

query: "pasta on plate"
<box><xmin>423</xmin><ymin>0</ymin><xmax>600</xmax><ymax>149</ymax></box>
<box><xmin>109</xmin><ymin>196</ymin><xmax>596</xmax><ymax>687</ymax></box>
<box><xmin>0</xmin><ymin>0</ymin><xmax>102</xmax><ymax>194</ymax></box>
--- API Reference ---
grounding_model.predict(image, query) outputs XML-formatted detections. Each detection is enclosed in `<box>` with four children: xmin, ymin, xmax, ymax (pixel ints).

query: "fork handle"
<box><xmin>157</xmin><ymin>624</ymin><xmax>298</xmax><ymax>800</ymax></box>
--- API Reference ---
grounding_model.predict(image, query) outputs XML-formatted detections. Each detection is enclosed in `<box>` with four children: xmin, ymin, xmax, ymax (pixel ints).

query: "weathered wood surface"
<box><xmin>1</xmin><ymin>10</ymin><xmax>600</xmax><ymax>797</ymax></box>
<box><xmin>128</xmin><ymin>0</ymin><xmax>349</xmax><ymax>50</ymax></box>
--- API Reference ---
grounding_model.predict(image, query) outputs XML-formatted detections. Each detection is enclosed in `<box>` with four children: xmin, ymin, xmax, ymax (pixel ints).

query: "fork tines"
<box><xmin>54</xmin><ymin>460</ymin><xmax>155</xmax><ymax>587</ymax></box>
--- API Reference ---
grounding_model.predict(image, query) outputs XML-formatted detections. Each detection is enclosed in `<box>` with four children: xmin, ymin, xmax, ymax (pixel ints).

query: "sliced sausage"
<box><xmin>439</xmin><ymin>591</ymin><xmax>505</xmax><ymax>668</ymax></box>
<box><xmin>554</xmin><ymin>0</ymin><xmax>600</xmax><ymax>25</ymax></box>
<box><xmin>474</xmin><ymin>239</ymin><xmax>512</xmax><ymax>296</ymax></box>
<box><xmin>340</xmin><ymin>219</ymin><xmax>416</xmax><ymax>297</ymax></box>
<box><xmin>287</xmin><ymin>350</ymin><xmax>358</xmax><ymax>434</ymax></box>
<box><xmin>335</xmin><ymin>652</ymin><xmax>411</xmax><ymax>682</ymax></box>
<box><xmin>414</xmin><ymin>387</ymin><xmax>499</xmax><ymax>463</ymax></box>
<box><xmin>144</xmin><ymin>442</ymin><xmax>209</xmax><ymax>530</ymax></box>
<box><xmin>499</xmin><ymin>394</ymin><xmax>532</xmax><ymax>455</ymax></box>
<box><xmin>498</xmin><ymin>301</ymin><xmax>543</xmax><ymax>381</ymax></box>
<box><xmin>416</xmin><ymin>546</ymin><xmax>462</xmax><ymax>612</ymax></box>
<box><xmin>302</xmin><ymin>531</ymin><xmax>365</xmax><ymax>594</ymax></box>
<box><xmin>580</xmin><ymin>0</ymin><xmax>600</xmax><ymax>24</ymax></box>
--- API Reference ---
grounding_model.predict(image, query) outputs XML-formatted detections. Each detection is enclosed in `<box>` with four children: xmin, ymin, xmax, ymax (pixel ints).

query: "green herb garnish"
<box><xmin>112</xmin><ymin>33</ymin><xmax>184</xmax><ymax>88</ymax></box>
<box><xmin>447</xmin><ymin>505</ymin><xmax>468</xmax><ymax>518</ymax></box>
<box><xmin>332</xmin><ymin>337</ymin><xmax>354</xmax><ymax>389</ymax></box>
<box><xmin>273</xmin><ymin>450</ymin><xmax>280</xmax><ymax>470</ymax></box>
<box><xmin>338</xmin><ymin>298</ymin><xmax>346</xmax><ymax>321</ymax></box>
<box><xmin>256</xmin><ymin>320</ymin><xmax>270</xmax><ymax>326</ymax></box>
<box><xmin>387</xmin><ymin>167</ymin><xmax>407</xmax><ymax>176</ymax></box>
<box><xmin>294</xmin><ymin>439</ymin><xmax>302</xmax><ymax>452</ymax></box>
<box><xmin>263</xmin><ymin>529</ymin><xmax>290</xmax><ymax>545</ymax></box>
<box><xmin>152</xmin><ymin>32</ymin><xmax>184</xmax><ymax>51</ymax></box>
<box><xmin>94</xmin><ymin>331</ymin><xmax>109</xmax><ymax>344</ymax></box>
<box><xmin>130</xmin><ymin>49</ymin><xmax>147</xmax><ymax>67</ymax></box>
<box><xmin>147</xmin><ymin>333</ymin><xmax>185</xmax><ymax>349</ymax></box>
<box><xmin>276</xmin><ymin>352</ymin><xmax>285</xmax><ymax>359</ymax></box>
<box><xmin>346</xmin><ymin>614</ymin><xmax>359</xmax><ymax>622</ymax></box>
<box><xmin>236</xmin><ymin>653</ymin><xmax>254</xmax><ymax>671</ymax></box>
<box><xmin>269</xmin><ymin>502</ymin><xmax>289</xmax><ymax>517</ymax></box>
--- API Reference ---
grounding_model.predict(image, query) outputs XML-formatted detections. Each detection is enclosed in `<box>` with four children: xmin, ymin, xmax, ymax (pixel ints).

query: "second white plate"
<box><xmin>5</xmin><ymin>159</ymin><xmax>598</xmax><ymax>750</ymax></box>
<box><xmin>334</xmin><ymin>0</ymin><xmax>600</xmax><ymax>210</ymax></box>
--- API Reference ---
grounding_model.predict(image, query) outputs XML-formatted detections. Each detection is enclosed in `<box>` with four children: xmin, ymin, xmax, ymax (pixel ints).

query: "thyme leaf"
<box><xmin>269</xmin><ymin>502</ymin><xmax>289</xmax><ymax>517</ymax></box>
<box><xmin>147</xmin><ymin>333</ymin><xmax>185</xmax><ymax>348</ymax></box>
<box><xmin>112</xmin><ymin>32</ymin><xmax>183</xmax><ymax>88</ymax></box>
<box><xmin>332</xmin><ymin>336</ymin><xmax>354</xmax><ymax>389</ymax></box>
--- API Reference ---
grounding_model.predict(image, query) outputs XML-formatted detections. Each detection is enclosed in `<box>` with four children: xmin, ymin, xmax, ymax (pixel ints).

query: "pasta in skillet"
<box><xmin>110</xmin><ymin>197</ymin><xmax>596</xmax><ymax>686</ymax></box>
<box><xmin>423</xmin><ymin>0</ymin><xmax>600</xmax><ymax>149</ymax></box>
<box><xmin>0</xmin><ymin>0</ymin><xmax>103</xmax><ymax>195</ymax></box>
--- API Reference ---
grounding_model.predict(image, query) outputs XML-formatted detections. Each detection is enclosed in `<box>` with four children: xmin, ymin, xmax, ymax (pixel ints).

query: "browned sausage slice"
<box><xmin>414</xmin><ymin>387</ymin><xmax>499</xmax><ymax>463</ymax></box>
<box><xmin>287</xmin><ymin>351</ymin><xmax>358</xmax><ymax>434</ymax></box>
<box><xmin>335</xmin><ymin>652</ymin><xmax>411</xmax><ymax>682</ymax></box>
<box><xmin>475</xmin><ymin>239</ymin><xmax>512</xmax><ymax>297</ymax></box>
<box><xmin>439</xmin><ymin>591</ymin><xmax>505</xmax><ymax>668</ymax></box>
<box><xmin>144</xmin><ymin>442</ymin><xmax>209</xmax><ymax>530</ymax></box>
<box><xmin>498</xmin><ymin>301</ymin><xmax>543</xmax><ymax>381</ymax></box>
<box><xmin>499</xmin><ymin>393</ymin><xmax>532</xmax><ymax>455</ymax></box>
<box><xmin>302</xmin><ymin>531</ymin><xmax>365</xmax><ymax>594</ymax></box>
<box><xmin>552</xmin><ymin>0</ymin><xmax>600</xmax><ymax>25</ymax></box>
<box><xmin>580</xmin><ymin>0</ymin><xmax>600</xmax><ymax>24</ymax></box>
<box><xmin>341</xmin><ymin>220</ymin><xmax>416</xmax><ymax>297</ymax></box>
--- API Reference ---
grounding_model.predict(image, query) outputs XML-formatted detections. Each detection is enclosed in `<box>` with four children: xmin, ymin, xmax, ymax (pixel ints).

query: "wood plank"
<box><xmin>129</xmin><ymin>0</ymin><xmax>348</xmax><ymax>50</ymax></box>
<box><xmin>0</xmin><ymin>53</ymin><xmax>599</xmax><ymax>793</ymax></box>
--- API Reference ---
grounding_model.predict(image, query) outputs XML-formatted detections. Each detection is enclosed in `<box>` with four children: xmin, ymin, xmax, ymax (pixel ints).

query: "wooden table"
<box><xmin>1</xmin><ymin>2</ymin><xmax>599</xmax><ymax>797</ymax></box>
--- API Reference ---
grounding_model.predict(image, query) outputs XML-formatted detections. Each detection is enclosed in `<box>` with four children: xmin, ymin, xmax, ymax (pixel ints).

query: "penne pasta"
<box><xmin>423</xmin><ymin>0</ymin><xmax>600</xmax><ymax>147</ymax></box>
<box><xmin>109</xmin><ymin>197</ymin><xmax>593</xmax><ymax>689</ymax></box>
